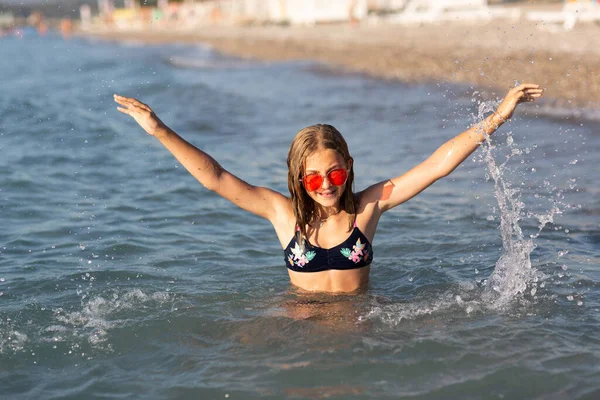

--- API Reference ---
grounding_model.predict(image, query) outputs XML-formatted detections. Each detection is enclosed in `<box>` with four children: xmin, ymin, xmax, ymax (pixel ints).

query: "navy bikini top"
<box><xmin>284</xmin><ymin>221</ymin><xmax>374</xmax><ymax>273</ymax></box>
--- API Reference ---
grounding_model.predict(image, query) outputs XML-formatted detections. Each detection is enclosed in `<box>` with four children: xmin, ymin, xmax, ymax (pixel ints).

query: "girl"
<box><xmin>114</xmin><ymin>83</ymin><xmax>542</xmax><ymax>293</ymax></box>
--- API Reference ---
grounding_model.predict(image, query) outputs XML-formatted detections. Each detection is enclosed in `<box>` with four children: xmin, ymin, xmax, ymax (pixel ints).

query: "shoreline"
<box><xmin>81</xmin><ymin>20</ymin><xmax>600</xmax><ymax>110</ymax></box>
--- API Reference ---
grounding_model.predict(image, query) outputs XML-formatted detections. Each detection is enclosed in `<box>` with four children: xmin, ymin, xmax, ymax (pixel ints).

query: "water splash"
<box><xmin>363</xmin><ymin>98</ymin><xmax>567</xmax><ymax>325</ymax></box>
<box><xmin>473</xmin><ymin>100</ymin><xmax>540</xmax><ymax>309</ymax></box>
<box><xmin>0</xmin><ymin>288</ymin><xmax>174</xmax><ymax>356</ymax></box>
<box><xmin>52</xmin><ymin>288</ymin><xmax>173</xmax><ymax>348</ymax></box>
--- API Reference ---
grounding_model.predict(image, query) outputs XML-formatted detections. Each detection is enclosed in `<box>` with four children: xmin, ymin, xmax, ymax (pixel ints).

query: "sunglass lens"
<box><xmin>328</xmin><ymin>169</ymin><xmax>348</xmax><ymax>186</ymax></box>
<box><xmin>303</xmin><ymin>174</ymin><xmax>323</xmax><ymax>191</ymax></box>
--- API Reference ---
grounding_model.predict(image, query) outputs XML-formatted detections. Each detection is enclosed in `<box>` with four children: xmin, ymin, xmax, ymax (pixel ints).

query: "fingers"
<box><xmin>521</xmin><ymin>88</ymin><xmax>543</xmax><ymax>103</ymax></box>
<box><xmin>116</xmin><ymin>106</ymin><xmax>131</xmax><ymax>115</ymax></box>
<box><xmin>114</xmin><ymin>97</ymin><xmax>138</xmax><ymax>115</ymax></box>
<box><xmin>114</xmin><ymin>94</ymin><xmax>135</xmax><ymax>110</ymax></box>
<box><xmin>510</xmin><ymin>84</ymin><xmax>542</xmax><ymax>96</ymax></box>
<box><xmin>522</xmin><ymin>89</ymin><xmax>543</xmax><ymax>99</ymax></box>
<box><xmin>508</xmin><ymin>84</ymin><xmax>543</xmax><ymax>103</ymax></box>
<box><xmin>114</xmin><ymin>94</ymin><xmax>134</xmax><ymax>105</ymax></box>
<box><xmin>512</xmin><ymin>83</ymin><xmax>540</xmax><ymax>92</ymax></box>
<box><xmin>113</xmin><ymin>94</ymin><xmax>152</xmax><ymax>112</ymax></box>
<box><xmin>130</xmin><ymin>98</ymin><xmax>151</xmax><ymax>112</ymax></box>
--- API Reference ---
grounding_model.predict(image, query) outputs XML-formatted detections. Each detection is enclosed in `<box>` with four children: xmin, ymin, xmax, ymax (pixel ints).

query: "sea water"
<box><xmin>0</xmin><ymin>33</ymin><xmax>599</xmax><ymax>399</ymax></box>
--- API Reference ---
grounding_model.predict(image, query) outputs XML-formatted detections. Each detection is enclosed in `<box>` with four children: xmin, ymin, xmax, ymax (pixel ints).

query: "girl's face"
<box><xmin>303</xmin><ymin>148</ymin><xmax>351</xmax><ymax>210</ymax></box>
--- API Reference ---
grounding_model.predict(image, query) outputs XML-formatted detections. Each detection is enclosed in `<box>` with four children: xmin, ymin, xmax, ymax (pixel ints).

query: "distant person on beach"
<box><xmin>114</xmin><ymin>83</ymin><xmax>543</xmax><ymax>293</ymax></box>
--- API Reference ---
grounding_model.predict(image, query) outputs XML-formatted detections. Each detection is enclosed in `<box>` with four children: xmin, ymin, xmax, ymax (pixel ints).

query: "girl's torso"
<box><xmin>272</xmin><ymin>193</ymin><xmax>380</xmax><ymax>293</ymax></box>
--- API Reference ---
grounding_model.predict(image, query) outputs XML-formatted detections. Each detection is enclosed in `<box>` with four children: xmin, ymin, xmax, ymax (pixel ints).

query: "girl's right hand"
<box><xmin>114</xmin><ymin>95</ymin><xmax>167</xmax><ymax>138</ymax></box>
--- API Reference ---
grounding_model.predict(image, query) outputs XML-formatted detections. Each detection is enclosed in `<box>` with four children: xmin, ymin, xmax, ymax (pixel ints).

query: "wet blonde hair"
<box><xmin>287</xmin><ymin>124</ymin><xmax>356</xmax><ymax>243</ymax></box>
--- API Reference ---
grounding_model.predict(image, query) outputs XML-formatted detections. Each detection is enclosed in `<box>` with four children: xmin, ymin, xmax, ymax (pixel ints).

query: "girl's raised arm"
<box><xmin>114</xmin><ymin>95</ymin><xmax>290</xmax><ymax>222</ymax></box>
<box><xmin>359</xmin><ymin>83</ymin><xmax>543</xmax><ymax>214</ymax></box>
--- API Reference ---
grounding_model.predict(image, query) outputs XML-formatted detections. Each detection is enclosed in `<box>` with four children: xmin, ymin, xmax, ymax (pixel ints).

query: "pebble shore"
<box><xmin>84</xmin><ymin>16</ymin><xmax>600</xmax><ymax>109</ymax></box>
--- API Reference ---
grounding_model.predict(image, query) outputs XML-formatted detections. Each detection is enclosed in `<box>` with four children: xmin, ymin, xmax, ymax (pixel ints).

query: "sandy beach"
<box><xmin>83</xmin><ymin>12</ymin><xmax>600</xmax><ymax>109</ymax></box>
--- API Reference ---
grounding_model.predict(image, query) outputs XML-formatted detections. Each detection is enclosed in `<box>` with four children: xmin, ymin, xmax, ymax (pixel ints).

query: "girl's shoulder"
<box><xmin>353</xmin><ymin>191</ymin><xmax>381</xmax><ymax>244</ymax></box>
<box><xmin>354</xmin><ymin>189</ymin><xmax>375</xmax><ymax>213</ymax></box>
<box><xmin>272</xmin><ymin>195</ymin><xmax>296</xmax><ymax>225</ymax></box>
<box><xmin>271</xmin><ymin>197</ymin><xmax>299</xmax><ymax>249</ymax></box>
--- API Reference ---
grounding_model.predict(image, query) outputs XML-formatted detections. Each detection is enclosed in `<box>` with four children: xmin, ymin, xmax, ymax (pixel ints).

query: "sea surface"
<box><xmin>1</xmin><ymin>31</ymin><xmax>599</xmax><ymax>399</ymax></box>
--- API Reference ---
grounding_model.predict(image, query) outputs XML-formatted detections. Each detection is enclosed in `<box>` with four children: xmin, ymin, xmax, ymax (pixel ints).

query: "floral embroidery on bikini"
<box><xmin>288</xmin><ymin>242</ymin><xmax>316</xmax><ymax>268</ymax></box>
<box><xmin>340</xmin><ymin>238</ymin><xmax>369</xmax><ymax>263</ymax></box>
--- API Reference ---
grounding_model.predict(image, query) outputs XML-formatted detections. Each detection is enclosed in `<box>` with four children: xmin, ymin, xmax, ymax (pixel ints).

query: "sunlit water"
<box><xmin>1</xmin><ymin>32</ymin><xmax>599</xmax><ymax>399</ymax></box>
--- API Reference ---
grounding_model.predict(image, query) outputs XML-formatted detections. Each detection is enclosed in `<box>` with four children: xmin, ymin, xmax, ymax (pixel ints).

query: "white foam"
<box><xmin>51</xmin><ymin>288</ymin><xmax>172</xmax><ymax>348</ymax></box>
<box><xmin>167</xmin><ymin>56</ymin><xmax>258</xmax><ymax>70</ymax></box>
<box><xmin>0</xmin><ymin>330</ymin><xmax>28</xmax><ymax>353</ymax></box>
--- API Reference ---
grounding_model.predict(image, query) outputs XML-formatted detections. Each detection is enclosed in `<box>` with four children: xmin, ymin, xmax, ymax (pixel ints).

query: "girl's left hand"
<box><xmin>495</xmin><ymin>83</ymin><xmax>544</xmax><ymax>122</ymax></box>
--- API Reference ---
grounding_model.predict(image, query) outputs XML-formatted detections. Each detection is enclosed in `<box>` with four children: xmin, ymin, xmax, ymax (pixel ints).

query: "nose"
<box><xmin>321</xmin><ymin>175</ymin><xmax>333</xmax><ymax>189</ymax></box>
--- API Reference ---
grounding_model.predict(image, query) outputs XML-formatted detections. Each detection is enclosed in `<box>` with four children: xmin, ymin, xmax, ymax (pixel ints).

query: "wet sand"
<box><xmin>83</xmin><ymin>16</ymin><xmax>600</xmax><ymax>109</ymax></box>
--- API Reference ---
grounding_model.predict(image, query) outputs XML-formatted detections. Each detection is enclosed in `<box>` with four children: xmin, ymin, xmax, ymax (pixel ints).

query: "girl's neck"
<box><xmin>313</xmin><ymin>205</ymin><xmax>343</xmax><ymax>228</ymax></box>
<box><xmin>316</xmin><ymin>205</ymin><xmax>341</xmax><ymax>219</ymax></box>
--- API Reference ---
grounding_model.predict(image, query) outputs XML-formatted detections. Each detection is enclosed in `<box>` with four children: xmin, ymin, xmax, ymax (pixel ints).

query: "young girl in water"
<box><xmin>114</xmin><ymin>83</ymin><xmax>542</xmax><ymax>293</ymax></box>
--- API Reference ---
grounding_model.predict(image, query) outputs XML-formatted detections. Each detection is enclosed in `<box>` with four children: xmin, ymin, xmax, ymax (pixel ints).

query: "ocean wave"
<box><xmin>165</xmin><ymin>55</ymin><xmax>262</xmax><ymax>70</ymax></box>
<box><xmin>535</xmin><ymin>102</ymin><xmax>600</xmax><ymax>123</ymax></box>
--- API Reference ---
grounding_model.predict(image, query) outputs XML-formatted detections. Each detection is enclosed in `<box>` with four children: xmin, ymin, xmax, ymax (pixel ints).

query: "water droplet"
<box><xmin>577</xmin><ymin>301</ymin><xmax>583</xmax><ymax>306</ymax></box>
<box><xmin>558</xmin><ymin>250</ymin><xmax>569</xmax><ymax>257</ymax></box>
<box><xmin>566</xmin><ymin>295</ymin><xmax>574</xmax><ymax>301</ymax></box>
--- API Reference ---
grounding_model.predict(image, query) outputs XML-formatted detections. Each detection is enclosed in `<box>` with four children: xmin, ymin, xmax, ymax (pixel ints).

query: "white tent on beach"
<box><xmin>0</xmin><ymin>12</ymin><xmax>15</xmax><ymax>27</ymax></box>
<box><xmin>284</xmin><ymin>0</ymin><xmax>368</xmax><ymax>25</ymax></box>
<box><xmin>380</xmin><ymin>0</ymin><xmax>520</xmax><ymax>24</ymax></box>
<box><xmin>526</xmin><ymin>0</ymin><xmax>600</xmax><ymax>31</ymax></box>
<box><xmin>216</xmin><ymin>0</ymin><xmax>368</xmax><ymax>25</ymax></box>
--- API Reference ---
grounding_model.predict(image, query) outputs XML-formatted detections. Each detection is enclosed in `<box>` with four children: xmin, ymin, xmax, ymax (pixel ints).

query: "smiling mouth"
<box><xmin>317</xmin><ymin>190</ymin><xmax>337</xmax><ymax>197</ymax></box>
